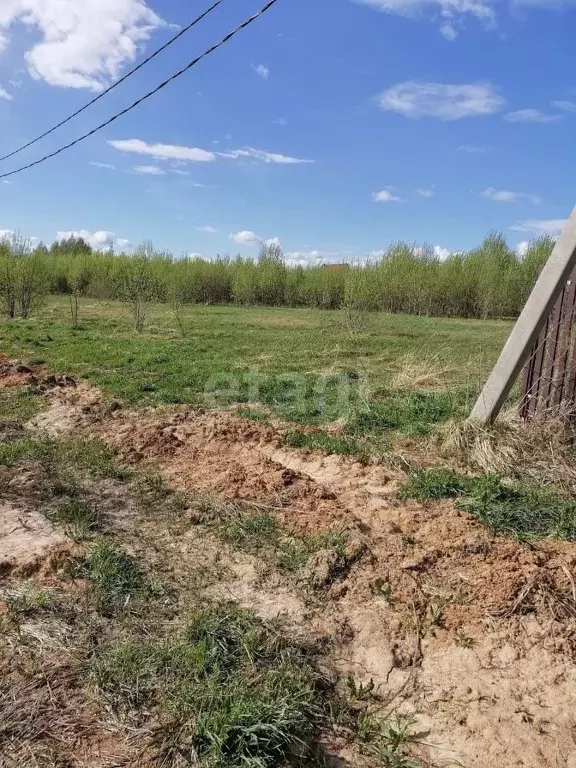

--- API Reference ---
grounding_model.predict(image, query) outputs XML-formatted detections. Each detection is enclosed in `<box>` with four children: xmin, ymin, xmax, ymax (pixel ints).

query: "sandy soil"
<box><xmin>3</xmin><ymin>363</ymin><xmax>576</xmax><ymax>768</ymax></box>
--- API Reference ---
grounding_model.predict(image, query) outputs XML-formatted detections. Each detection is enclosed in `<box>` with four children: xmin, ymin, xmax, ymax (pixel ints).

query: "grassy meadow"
<box><xmin>0</xmin><ymin>296</ymin><xmax>512</xmax><ymax>440</ymax></box>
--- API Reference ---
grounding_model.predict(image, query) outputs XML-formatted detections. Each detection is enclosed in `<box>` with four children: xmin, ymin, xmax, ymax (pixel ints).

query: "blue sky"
<box><xmin>0</xmin><ymin>0</ymin><xmax>574</xmax><ymax>263</ymax></box>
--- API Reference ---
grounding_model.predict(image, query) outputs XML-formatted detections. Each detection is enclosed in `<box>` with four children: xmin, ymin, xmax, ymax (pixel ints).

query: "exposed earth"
<box><xmin>2</xmin><ymin>357</ymin><xmax>576</xmax><ymax>767</ymax></box>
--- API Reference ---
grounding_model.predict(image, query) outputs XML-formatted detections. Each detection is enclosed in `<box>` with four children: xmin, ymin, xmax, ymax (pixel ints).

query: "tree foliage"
<box><xmin>0</xmin><ymin>234</ymin><xmax>556</xmax><ymax>321</ymax></box>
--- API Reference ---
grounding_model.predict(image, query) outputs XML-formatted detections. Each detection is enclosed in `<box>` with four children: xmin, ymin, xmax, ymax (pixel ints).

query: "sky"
<box><xmin>0</xmin><ymin>0</ymin><xmax>574</xmax><ymax>264</ymax></box>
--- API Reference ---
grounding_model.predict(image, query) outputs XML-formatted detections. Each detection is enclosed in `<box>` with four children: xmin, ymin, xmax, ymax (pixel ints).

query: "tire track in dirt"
<box><xmin>9</xmin><ymin>369</ymin><xmax>576</xmax><ymax>768</ymax></box>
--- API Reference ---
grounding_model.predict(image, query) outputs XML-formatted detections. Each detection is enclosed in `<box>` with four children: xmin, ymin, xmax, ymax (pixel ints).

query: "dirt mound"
<box><xmin>0</xmin><ymin>358</ymin><xmax>39</xmax><ymax>388</ymax></box>
<box><xmin>28</xmin><ymin>377</ymin><xmax>104</xmax><ymax>436</ymax></box>
<box><xmin>100</xmin><ymin>409</ymin><xmax>355</xmax><ymax>535</ymax></box>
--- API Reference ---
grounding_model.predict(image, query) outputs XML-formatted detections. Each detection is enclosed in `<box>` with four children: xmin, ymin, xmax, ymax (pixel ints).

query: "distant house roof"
<box><xmin>322</xmin><ymin>263</ymin><xmax>350</xmax><ymax>270</ymax></box>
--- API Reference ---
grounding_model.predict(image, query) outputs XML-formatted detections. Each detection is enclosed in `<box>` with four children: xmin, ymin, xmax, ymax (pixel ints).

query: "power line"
<box><xmin>0</xmin><ymin>0</ymin><xmax>279</xmax><ymax>181</ymax></box>
<box><xmin>0</xmin><ymin>0</ymin><xmax>228</xmax><ymax>165</ymax></box>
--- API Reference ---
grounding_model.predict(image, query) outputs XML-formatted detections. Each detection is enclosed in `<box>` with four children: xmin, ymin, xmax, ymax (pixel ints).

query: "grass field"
<box><xmin>0</xmin><ymin>297</ymin><xmax>512</xmax><ymax>428</ymax></box>
<box><xmin>5</xmin><ymin>300</ymin><xmax>576</xmax><ymax>768</ymax></box>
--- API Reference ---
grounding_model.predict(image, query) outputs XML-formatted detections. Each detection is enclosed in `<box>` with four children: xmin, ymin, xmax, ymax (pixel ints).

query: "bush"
<box><xmin>0</xmin><ymin>233</ymin><xmax>555</xmax><ymax>320</ymax></box>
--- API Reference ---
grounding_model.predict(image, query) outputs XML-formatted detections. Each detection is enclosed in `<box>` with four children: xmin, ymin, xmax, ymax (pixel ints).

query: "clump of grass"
<box><xmin>3</xmin><ymin>587</ymin><xmax>58</xmax><ymax>618</ymax></box>
<box><xmin>0</xmin><ymin>435</ymin><xmax>126</xmax><ymax>481</ymax></box>
<box><xmin>79</xmin><ymin>540</ymin><xmax>143</xmax><ymax>613</ymax></box>
<box><xmin>219</xmin><ymin>510</ymin><xmax>348</xmax><ymax>576</ymax></box>
<box><xmin>219</xmin><ymin>510</ymin><xmax>348</xmax><ymax>574</ymax></box>
<box><xmin>459</xmin><ymin>476</ymin><xmax>576</xmax><ymax>542</ymax></box>
<box><xmin>278</xmin><ymin>530</ymin><xmax>348</xmax><ymax>573</ymax></box>
<box><xmin>0</xmin><ymin>437</ymin><xmax>38</xmax><ymax>467</ymax></box>
<box><xmin>391</xmin><ymin>352</ymin><xmax>456</xmax><ymax>392</ymax></box>
<box><xmin>220</xmin><ymin>513</ymin><xmax>279</xmax><ymax>551</ymax></box>
<box><xmin>455</xmin><ymin>628</ymin><xmax>475</xmax><ymax>648</ymax></box>
<box><xmin>91</xmin><ymin>603</ymin><xmax>325</xmax><ymax>767</ymax></box>
<box><xmin>400</xmin><ymin>468</ymin><xmax>576</xmax><ymax>542</ymax></box>
<box><xmin>0</xmin><ymin>388</ymin><xmax>41</xmax><ymax>425</ymax></box>
<box><xmin>53</xmin><ymin>438</ymin><xmax>127</xmax><ymax>480</ymax></box>
<box><xmin>440</xmin><ymin>410</ymin><xmax>576</xmax><ymax>493</ymax></box>
<box><xmin>50</xmin><ymin>499</ymin><xmax>99</xmax><ymax>539</ymax></box>
<box><xmin>356</xmin><ymin>714</ymin><xmax>421</xmax><ymax>768</ymax></box>
<box><xmin>398</xmin><ymin>467</ymin><xmax>474</xmax><ymax>502</ymax></box>
<box><xmin>236</xmin><ymin>407</ymin><xmax>270</xmax><ymax>423</ymax></box>
<box><xmin>285</xmin><ymin>430</ymin><xmax>372</xmax><ymax>462</ymax></box>
<box><xmin>349</xmin><ymin>391</ymin><xmax>467</xmax><ymax>437</ymax></box>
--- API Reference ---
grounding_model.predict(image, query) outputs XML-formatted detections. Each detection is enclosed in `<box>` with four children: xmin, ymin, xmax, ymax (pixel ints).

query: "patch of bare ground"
<box><xmin>93</xmin><ymin>404</ymin><xmax>576</xmax><ymax>768</ymax></box>
<box><xmin>5</xmin><ymin>365</ymin><xmax>576</xmax><ymax>767</ymax></box>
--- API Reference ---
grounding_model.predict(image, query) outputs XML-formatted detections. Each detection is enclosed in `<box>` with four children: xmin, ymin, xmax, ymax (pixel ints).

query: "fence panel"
<box><xmin>521</xmin><ymin>264</ymin><xmax>576</xmax><ymax>419</ymax></box>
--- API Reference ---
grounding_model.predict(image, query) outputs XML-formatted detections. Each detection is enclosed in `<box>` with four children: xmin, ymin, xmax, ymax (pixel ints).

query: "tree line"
<box><xmin>0</xmin><ymin>232</ymin><xmax>553</xmax><ymax>330</ymax></box>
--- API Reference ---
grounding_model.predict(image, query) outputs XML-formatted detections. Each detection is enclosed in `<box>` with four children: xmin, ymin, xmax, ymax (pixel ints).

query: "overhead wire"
<box><xmin>0</xmin><ymin>0</ymin><xmax>280</xmax><ymax>180</ymax></box>
<box><xmin>0</xmin><ymin>0</ymin><xmax>228</xmax><ymax>164</ymax></box>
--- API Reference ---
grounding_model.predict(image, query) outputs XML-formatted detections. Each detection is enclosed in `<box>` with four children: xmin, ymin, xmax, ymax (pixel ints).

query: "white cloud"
<box><xmin>219</xmin><ymin>147</ymin><xmax>314</xmax><ymax>165</ymax></box>
<box><xmin>0</xmin><ymin>229</ymin><xmax>39</xmax><ymax>245</ymax></box>
<box><xmin>230</xmin><ymin>230</ymin><xmax>264</xmax><ymax>247</ymax></box>
<box><xmin>273</xmin><ymin>117</ymin><xmax>288</xmax><ymax>125</ymax></box>
<box><xmin>252</xmin><ymin>64</ymin><xmax>269</xmax><ymax>79</ymax></box>
<box><xmin>109</xmin><ymin>139</ymin><xmax>313</xmax><ymax>166</ymax></box>
<box><xmin>197</xmin><ymin>226</ymin><xmax>217</xmax><ymax>234</ymax></box>
<box><xmin>440</xmin><ymin>23</ymin><xmax>458</xmax><ymax>40</ymax></box>
<box><xmin>355</xmin><ymin>0</ymin><xmax>495</xmax><ymax>37</ymax></box>
<box><xmin>378</xmin><ymin>82</ymin><xmax>504</xmax><ymax>120</ymax></box>
<box><xmin>551</xmin><ymin>100</ymin><xmax>576</xmax><ymax>113</ymax></box>
<box><xmin>504</xmin><ymin>109</ymin><xmax>562</xmax><ymax>124</ymax></box>
<box><xmin>515</xmin><ymin>241</ymin><xmax>530</xmax><ymax>258</ymax></box>
<box><xmin>510</xmin><ymin>219</ymin><xmax>567</xmax><ymax>236</ymax></box>
<box><xmin>416</xmin><ymin>188</ymin><xmax>434</xmax><ymax>197</ymax></box>
<box><xmin>284</xmin><ymin>250</ymin><xmax>353</xmax><ymax>266</ymax></box>
<box><xmin>56</xmin><ymin>228</ymin><xmax>131</xmax><ymax>250</ymax></box>
<box><xmin>481</xmin><ymin>187</ymin><xmax>542</xmax><ymax>204</ymax></box>
<box><xmin>170</xmin><ymin>169</ymin><xmax>189</xmax><ymax>176</ymax></box>
<box><xmin>0</xmin><ymin>86</ymin><xmax>12</xmax><ymax>100</ymax></box>
<box><xmin>457</xmin><ymin>144</ymin><xmax>487</xmax><ymax>153</ymax></box>
<box><xmin>133</xmin><ymin>164</ymin><xmax>166</xmax><ymax>175</ymax></box>
<box><xmin>229</xmin><ymin>230</ymin><xmax>281</xmax><ymax>249</ymax></box>
<box><xmin>0</xmin><ymin>0</ymin><xmax>163</xmax><ymax>91</ymax></box>
<box><xmin>355</xmin><ymin>0</ymin><xmax>575</xmax><ymax>37</ymax></box>
<box><xmin>90</xmin><ymin>161</ymin><xmax>115</xmax><ymax>170</ymax></box>
<box><xmin>373</xmin><ymin>189</ymin><xmax>406</xmax><ymax>203</ymax></box>
<box><xmin>109</xmin><ymin>139</ymin><xmax>216</xmax><ymax>162</ymax></box>
<box><xmin>434</xmin><ymin>245</ymin><xmax>452</xmax><ymax>260</ymax></box>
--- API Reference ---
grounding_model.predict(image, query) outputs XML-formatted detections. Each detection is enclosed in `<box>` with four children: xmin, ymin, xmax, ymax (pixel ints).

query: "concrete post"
<box><xmin>470</xmin><ymin>207</ymin><xmax>576</xmax><ymax>424</ymax></box>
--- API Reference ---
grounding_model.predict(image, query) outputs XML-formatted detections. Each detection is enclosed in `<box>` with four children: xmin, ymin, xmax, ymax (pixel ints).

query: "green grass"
<box><xmin>219</xmin><ymin>511</ymin><xmax>348</xmax><ymax>574</ymax></box>
<box><xmin>0</xmin><ymin>387</ymin><xmax>41</xmax><ymax>425</ymax></box>
<box><xmin>0</xmin><ymin>435</ymin><xmax>126</xmax><ymax>484</ymax></box>
<box><xmin>0</xmin><ymin>436</ymin><xmax>38</xmax><ymax>467</ymax></box>
<box><xmin>285</xmin><ymin>430</ymin><xmax>374</xmax><ymax>462</ymax></box>
<box><xmin>277</xmin><ymin>531</ymin><xmax>348</xmax><ymax>573</ymax></box>
<box><xmin>79</xmin><ymin>540</ymin><xmax>144</xmax><ymax>613</ymax></box>
<box><xmin>235</xmin><ymin>407</ymin><xmax>271</xmax><ymax>423</ymax></box>
<box><xmin>91</xmin><ymin>603</ymin><xmax>325</xmax><ymax>767</ymax></box>
<box><xmin>220</xmin><ymin>513</ymin><xmax>280</xmax><ymax>550</ymax></box>
<box><xmin>398</xmin><ymin>467</ymin><xmax>474</xmax><ymax>501</ymax></box>
<box><xmin>50</xmin><ymin>499</ymin><xmax>99</xmax><ymax>539</ymax></box>
<box><xmin>0</xmin><ymin>298</ymin><xmax>510</xmax><ymax>435</ymax></box>
<box><xmin>400</xmin><ymin>469</ymin><xmax>576</xmax><ymax>542</ymax></box>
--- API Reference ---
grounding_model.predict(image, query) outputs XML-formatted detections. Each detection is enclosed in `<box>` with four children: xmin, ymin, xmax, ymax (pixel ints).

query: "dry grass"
<box><xmin>438</xmin><ymin>406</ymin><xmax>576</xmax><ymax>492</ymax></box>
<box><xmin>391</xmin><ymin>352</ymin><xmax>459</xmax><ymax>392</ymax></box>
